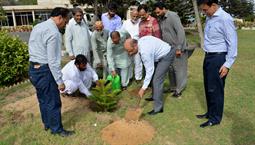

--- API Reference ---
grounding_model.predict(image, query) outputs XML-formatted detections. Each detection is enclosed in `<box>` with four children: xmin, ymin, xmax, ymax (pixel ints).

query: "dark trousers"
<box><xmin>203</xmin><ymin>53</ymin><xmax>227</xmax><ymax>123</ymax></box>
<box><xmin>29</xmin><ymin>63</ymin><xmax>63</xmax><ymax>133</ymax></box>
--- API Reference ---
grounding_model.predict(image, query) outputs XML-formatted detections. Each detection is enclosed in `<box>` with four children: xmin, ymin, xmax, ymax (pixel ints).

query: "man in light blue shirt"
<box><xmin>101</xmin><ymin>2</ymin><xmax>122</xmax><ymax>33</ymax></box>
<box><xmin>196</xmin><ymin>0</ymin><xmax>238</xmax><ymax>128</ymax></box>
<box><xmin>28</xmin><ymin>7</ymin><xmax>74</xmax><ymax>137</ymax></box>
<box><xmin>124</xmin><ymin>36</ymin><xmax>175</xmax><ymax>115</ymax></box>
<box><xmin>65</xmin><ymin>7</ymin><xmax>91</xmax><ymax>61</ymax></box>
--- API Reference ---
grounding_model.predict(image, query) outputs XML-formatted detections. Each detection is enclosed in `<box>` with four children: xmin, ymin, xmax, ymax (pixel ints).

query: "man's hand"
<box><xmin>58</xmin><ymin>83</ymin><xmax>65</xmax><ymax>91</ymax></box>
<box><xmin>69</xmin><ymin>55</ymin><xmax>75</xmax><ymax>60</ymax></box>
<box><xmin>111</xmin><ymin>70</ymin><xmax>117</xmax><ymax>77</ymax></box>
<box><xmin>138</xmin><ymin>88</ymin><xmax>146</xmax><ymax>98</ymax></box>
<box><xmin>175</xmin><ymin>49</ymin><xmax>182</xmax><ymax>57</ymax></box>
<box><xmin>219</xmin><ymin>66</ymin><xmax>229</xmax><ymax>78</ymax></box>
<box><xmin>96</xmin><ymin>63</ymin><xmax>103</xmax><ymax>68</ymax></box>
<box><xmin>95</xmin><ymin>80</ymin><xmax>100</xmax><ymax>86</ymax></box>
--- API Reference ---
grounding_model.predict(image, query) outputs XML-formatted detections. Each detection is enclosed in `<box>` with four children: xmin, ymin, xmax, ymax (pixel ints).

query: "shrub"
<box><xmin>0</xmin><ymin>30</ymin><xmax>29</xmax><ymax>87</ymax></box>
<box><xmin>89</xmin><ymin>79</ymin><xmax>121</xmax><ymax>112</ymax></box>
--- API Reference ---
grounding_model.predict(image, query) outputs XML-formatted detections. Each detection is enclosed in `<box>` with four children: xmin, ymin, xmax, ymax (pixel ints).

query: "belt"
<box><xmin>30</xmin><ymin>61</ymin><xmax>48</xmax><ymax>66</ymax></box>
<box><xmin>205</xmin><ymin>52</ymin><xmax>227</xmax><ymax>55</ymax></box>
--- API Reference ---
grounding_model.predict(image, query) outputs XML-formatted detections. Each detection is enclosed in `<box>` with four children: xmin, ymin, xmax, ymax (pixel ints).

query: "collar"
<box><xmin>211</xmin><ymin>7</ymin><xmax>222</xmax><ymax>17</ymax></box>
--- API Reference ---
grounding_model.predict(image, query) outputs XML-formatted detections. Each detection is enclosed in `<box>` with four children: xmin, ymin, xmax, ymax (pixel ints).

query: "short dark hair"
<box><xmin>131</xmin><ymin>39</ymin><xmax>138</xmax><ymax>48</ymax></box>
<box><xmin>110</xmin><ymin>31</ymin><xmax>120</xmax><ymax>38</ymax></box>
<box><xmin>138</xmin><ymin>4</ymin><xmax>149</xmax><ymax>13</ymax></box>
<box><xmin>108</xmin><ymin>2</ymin><xmax>118</xmax><ymax>11</ymax></box>
<box><xmin>50</xmin><ymin>7</ymin><xmax>70</xmax><ymax>18</ymax></box>
<box><xmin>153</xmin><ymin>2</ymin><xmax>166</xmax><ymax>10</ymax></box>
<box><xmin>74</xmin><ymin>54</ymin><xmax>88</xmax><ymax>65</ymax></box>
<box><xmin>197</xmin><ymin>0</ymin><xmax>218</xmax><ymax>6</ymax></box>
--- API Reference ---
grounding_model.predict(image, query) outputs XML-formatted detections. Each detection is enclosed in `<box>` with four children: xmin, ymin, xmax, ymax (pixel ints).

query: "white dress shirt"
<box><xmin>138</xmin><ymin>36</ymin><xmax>171</xmax><ymax>89</ymax></box>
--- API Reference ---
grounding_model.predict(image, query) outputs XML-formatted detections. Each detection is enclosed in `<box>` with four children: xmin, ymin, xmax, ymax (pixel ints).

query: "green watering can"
<box><xmin>106</xmin><ymin>74</ymin><xmax>121</xmax><ymax>91</ymax></box>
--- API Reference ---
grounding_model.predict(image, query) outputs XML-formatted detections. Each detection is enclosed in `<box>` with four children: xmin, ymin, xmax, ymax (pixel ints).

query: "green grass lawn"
<box><xmin>0</xmin><ymin>30</ymin><xmax>254</xmax><ymax>145</ymax></box>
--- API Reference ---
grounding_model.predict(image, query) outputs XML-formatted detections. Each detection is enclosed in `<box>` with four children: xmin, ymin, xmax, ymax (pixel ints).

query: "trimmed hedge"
<box><xmin>0</xmin><ymin>31</ymin><xmax>29</xmax><ymax>87</ymax></box>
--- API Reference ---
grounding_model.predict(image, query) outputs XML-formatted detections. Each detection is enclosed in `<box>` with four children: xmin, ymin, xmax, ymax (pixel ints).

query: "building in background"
<box><xmin>1</xmin><ymin>0</ymin><xmax>72</xmax><ymax>27</ymax></box>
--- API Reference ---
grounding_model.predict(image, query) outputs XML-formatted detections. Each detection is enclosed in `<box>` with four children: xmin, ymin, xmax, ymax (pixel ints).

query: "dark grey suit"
<box><xmin>158</xmin><ymin>10</ymin><xmax>188</xmax><ymax>94</ymax></box>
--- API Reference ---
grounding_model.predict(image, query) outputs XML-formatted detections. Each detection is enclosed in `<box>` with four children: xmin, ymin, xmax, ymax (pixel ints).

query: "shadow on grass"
<box><xmin>225</xmin><ymin>111</ymin><xmax>255</xmax><ymax>145</ymax></box>
<box><xmin>192</xmin><ymin>81</ymin><xmax>207</xmax><ymax>112</ymax></box>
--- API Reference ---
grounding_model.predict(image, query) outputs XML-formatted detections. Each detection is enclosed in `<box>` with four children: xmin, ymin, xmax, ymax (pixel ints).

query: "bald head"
<box><xmin>95</xmin><ymin>21</ymin><xmax>104</xmax><ymax>31</ymax></box>
<box><xmin>124</xmin><ymin>38</ymin><xmax>138</xmax><ymax>56</ymax></box>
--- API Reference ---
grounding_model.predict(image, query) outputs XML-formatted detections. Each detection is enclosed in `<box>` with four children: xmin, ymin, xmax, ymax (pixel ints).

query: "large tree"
<box><xmin>220</xmin><ymin>0</ymin><xmax>254</xmax><ymax>21</ymax></box>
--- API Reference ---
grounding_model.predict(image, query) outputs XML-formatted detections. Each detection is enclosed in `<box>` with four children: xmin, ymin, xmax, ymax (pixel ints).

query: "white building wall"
<box><xmin>38</xmin><ymin>0</ymin><xmax>71</xmax><ymax>6</ymax></box>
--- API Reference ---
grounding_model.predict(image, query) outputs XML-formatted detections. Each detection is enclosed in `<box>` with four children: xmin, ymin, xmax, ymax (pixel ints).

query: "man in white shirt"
<box><xmin>124</xmin><ymin>36</ymin><xmax>175</xmax><ymax>115</ymax></box>
<box><xmin>61</xmin><ymin>54</ymin><xmax>99</xmax><ymax>97</ymax></box>
<box><xmin>65</xmin><ymin>7</ymin><xmax>91</xmax><ymax>61</ymax></box>
<box><xmin>121</xmin><ymin>9</ymin><xmax>143</xmax><ymax>82</ymax></box>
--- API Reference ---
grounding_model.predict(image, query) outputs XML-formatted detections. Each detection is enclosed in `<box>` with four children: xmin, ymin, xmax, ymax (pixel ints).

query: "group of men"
<box><xmin>28</xmin><ymin>0</ymin><xmax>237</xmax><ymax>137</ymax></box>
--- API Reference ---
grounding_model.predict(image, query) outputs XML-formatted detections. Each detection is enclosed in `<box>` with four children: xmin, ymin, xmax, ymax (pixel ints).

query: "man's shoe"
<box><xmin>145</xmin><ymin>97</ymin><xmax>153</xmax><ymax>101</ymax></box>
<box><xmin>196</xmin><ymin>113</ymin><xmax>209</xmax><ymax>119</ymax></box>
<box><xmin>163</xmin><ymin>88</ymin><xmax>175</xmax><ymax>93</ymax></box>
<box><xmin>44</xmin><ymin>127</ymin><xmax>49</xmax><ymax>131</ymax></box>
<box><xmin>147</xmin><ymin>108</ymin><xmax>163</xmax><ymax>115</ymax></box>
<box><xmin>52</xmin><ymin>130</ymin><xmax>75</xmax><ymax>137</ymax></box>
<box><xmin>122</xmin><ymin>86</ymin><xmax>127</xmax><ymax>91</ymax></box>
<box><xmin>172</xmin><ymin>92</ymin><xmax>182</xmax><ymax>98</ymax></box>
<box><xmin>200</xmin><ymin>121</ymin><xmax>219</xmax><ymax>128</ymax></box>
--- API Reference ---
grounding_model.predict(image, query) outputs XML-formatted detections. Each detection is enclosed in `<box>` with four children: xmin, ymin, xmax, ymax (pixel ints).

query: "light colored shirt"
<box><xmin>29</xmin><ymin>18</ymin><xmax>63</xmax><ymax>85</ymax></box>
<box><xmin>107</xmin><ymin>31</ymin><xmax>131</xmax><ymax>71</ymax></box>
<box><xmin>62</xmin><ymin>60</ymin><xmax>98</xmax><ymax>96</ymax></box>
<box><xmin>101</xmin><ymin>13</ymin><xmax>122</xmax><ymax>33</ymax></box>
<box><xmin>138</xmin><ymin>36</ymin><xmax>171</xmax><ymax>89</ymax></box>
<box><xmin>91</xmin><ymin>29</ymin><xmax>109</xmax><ymax>66</ymax></box>
<box><xmin>121</xmin><ymin>19</ymin><xmax>140</xmax><ymax>39</ymax></box>
<box><xmin>204</xmin><ymin>7</ymin><xmax>238</xmax><ymax>68</ymax></box>
<box><xmin>159</xmin><ymin>10</ymin><xmax>187</xmax><ymax>50</ymax></box>
<box><xmin>65</xmin><ymin>18</ymin><xmax>91</xmax><ymax>58</ymax></box>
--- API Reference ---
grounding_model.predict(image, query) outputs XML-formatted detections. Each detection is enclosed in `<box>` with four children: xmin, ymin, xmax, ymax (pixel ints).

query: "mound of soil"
<box><xmin>101</xmin><ymin>119</ymin><xmax>155</xmax><ymax>145</ymax></box>
<box><xmin>2</xmin><ymin>94</ymin><xmax>89</xmax><ymax>116</ymax></box>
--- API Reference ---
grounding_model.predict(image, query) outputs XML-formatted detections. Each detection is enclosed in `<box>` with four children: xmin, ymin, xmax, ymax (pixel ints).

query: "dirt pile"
<box><xmin>101</xmin><ymin>119</ymin><xmax>155</xmax><ymax>145</ymax></box>
<box><xmin>2</xmin><ymin>94</ymin><xmax>89</xmax><ymax>116</ymax></box>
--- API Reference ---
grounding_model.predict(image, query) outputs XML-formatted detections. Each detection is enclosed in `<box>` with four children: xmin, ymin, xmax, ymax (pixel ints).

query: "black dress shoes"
<box><xmin>52</xmin><ymin>129</ymin><xmax>75</xmax><ymax>137</ymax></box>
<box><xmin>163</xmin><ymin>88</ymin><xmax>175</xmax><ymax>93</ymax></box>
<box><xmin>44</xmin><ymin>127</ymin><xmax>49</xmax><ymax>131</ymax></box>
<box><xmin>147</xmin><ymin>108</ymin><xmax>163</xmax><ymax>115</ymax></box>
<box><xmin>145</xmin><ymin>97</ymin><xmax>154</xmax><ymax>101</ymax></box>
<box><xmin>200</xmin><ymin>121</ymin><xmax>219</xmax><ymax>128</ymax></box>
<box><xmin>196</xmin><ymin>113</ymin><xmax>209</xmax><ymax>119</ymax></box>
<box><xmin>172</xmin><ymin>91</ymin><xmax>182</xmax><ymax>97</ymax></box>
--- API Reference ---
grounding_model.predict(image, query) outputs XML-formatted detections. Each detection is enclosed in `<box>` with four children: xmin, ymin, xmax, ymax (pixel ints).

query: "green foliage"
<box><xmin>89</xmin><ymin>79</ymin><xmax>121</xmax><ymax>111</ymax></box>
<box><xmin>220</xmin><ymin>0</ymin><xmax>254</xmax><ymax>21</ymax></box>
<box><xmin>0</xmin><ymin>30</ymin><xmax>29</xmax><ymax>87</ymax></box>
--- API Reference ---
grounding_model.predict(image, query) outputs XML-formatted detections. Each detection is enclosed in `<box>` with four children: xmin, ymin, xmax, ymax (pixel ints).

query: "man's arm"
<box><xmin>65</xmin><ymin>24</ymin><xmax>75</xmax><ymax>59</ymax></box>
<box><xmin>46</xmin><ymin>31</ymin><xmax>64</xmax><ymax>87</ymax></box>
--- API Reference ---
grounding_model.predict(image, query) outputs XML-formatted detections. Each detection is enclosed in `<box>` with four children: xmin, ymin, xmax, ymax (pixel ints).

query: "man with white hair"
<box><xmin>65</xmin><ymin>7</ymin><xmax>91</xmax><ymax>61</ymax></box>
<box><xmin>121</xmin><ymin>9</ymin><xmax>143</xmax><ymax>82</ymax></box>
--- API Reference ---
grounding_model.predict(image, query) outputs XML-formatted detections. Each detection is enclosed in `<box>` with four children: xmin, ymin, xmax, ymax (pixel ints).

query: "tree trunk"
<box><xmin>192</xmin><ymin>0</ymin><xmax>204</xmax><ymax>49</ymax></box>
